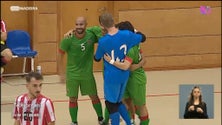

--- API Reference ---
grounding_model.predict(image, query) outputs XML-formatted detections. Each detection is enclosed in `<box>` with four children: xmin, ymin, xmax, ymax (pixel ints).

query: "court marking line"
<box><xmin>1</xmin><ymin>91</ymin><xmax>221</xmax><ymax>105</ymax></box>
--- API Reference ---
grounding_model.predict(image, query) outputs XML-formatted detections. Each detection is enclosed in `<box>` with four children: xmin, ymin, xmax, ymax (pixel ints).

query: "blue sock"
<box><xmin>118</xmin><ymin>103</ymin><xmax>131</xmax><ymax>125</ymax></box>
<box><xmin>110</xmin><ymin>112</ymin><xmax>120</xmax><ymax>125</ymax></box>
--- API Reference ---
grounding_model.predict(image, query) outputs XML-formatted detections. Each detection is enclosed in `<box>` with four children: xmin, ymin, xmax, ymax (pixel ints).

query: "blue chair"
<box><xmin>3</xmin><ymin>30</ymin><xmax>37</xmax><ymax>76</ymax></box>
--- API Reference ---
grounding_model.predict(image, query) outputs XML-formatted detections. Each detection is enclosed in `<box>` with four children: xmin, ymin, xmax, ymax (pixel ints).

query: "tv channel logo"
<box><xmin>200</xmin><ymin>6</ymin><xmax>211</xmax><ymax>15</ymax></box>
<box><xmin>10</xmin><ymin>6</ymin><xmax>38</xmax><ymax>12</ymax></box>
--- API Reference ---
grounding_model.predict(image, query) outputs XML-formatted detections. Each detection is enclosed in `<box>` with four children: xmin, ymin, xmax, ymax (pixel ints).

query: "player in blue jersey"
<box><xmin>94</xmin><ymin>13</ymin><xmax>146</xmax><ymax>125</ymax></box>
<box><xmin>104</xmin><ymin>21</ymin><xmax>150</xmax><ymax>125</ymax></box>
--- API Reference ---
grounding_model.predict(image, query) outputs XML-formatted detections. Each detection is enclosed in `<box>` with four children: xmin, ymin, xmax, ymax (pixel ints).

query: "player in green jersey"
<box><xmin>103</xmin><ymin>21</ymin><xmax>150</xmax><ymax>125</ymax></box>
<box><xmin>59</xmin><ymin>17</ymin><xmax>105</xmax><ymax>125</ymax></box>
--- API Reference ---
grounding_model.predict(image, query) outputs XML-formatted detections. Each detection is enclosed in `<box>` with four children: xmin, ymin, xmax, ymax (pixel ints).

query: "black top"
<box><xmin>184</xmin><ymin>102</ymin><xmax>209</xmax><ymax>119</ymax></box>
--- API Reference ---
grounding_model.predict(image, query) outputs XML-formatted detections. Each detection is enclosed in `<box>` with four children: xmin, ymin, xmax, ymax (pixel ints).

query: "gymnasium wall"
<box><xmin>30</xmin><ymin>1</ymin><xmax>60</xmax><ymax>75</ymax></box>
<box><xmin>59</xmin><ymin>1</ymin><xmax>114</xmax><ymax>72</ymax></box>
<box><xmin>1</xmin><ymin>1</ymin><xmax>29</xmax><ymax>74</ymax></box>
<box><xmin>116</xmin><ymin>1</ymin><xmax>221</xmax><ymax>70</ymax></box>
<box><xmin>1</xmin><ymin>1</ymin><xmax>221</xmax><ymax>74</ymax></box>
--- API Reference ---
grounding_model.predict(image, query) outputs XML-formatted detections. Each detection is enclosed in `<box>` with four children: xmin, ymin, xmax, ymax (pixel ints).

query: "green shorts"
<box><xmin>123</xmin><ymin>77</ymin><xmax>147</xmax><ymax>106</ymax></box>
<box><xmin>66</xmin><ymin>76</ymin><xmax>98</xmax><ymax>97</ymax></box>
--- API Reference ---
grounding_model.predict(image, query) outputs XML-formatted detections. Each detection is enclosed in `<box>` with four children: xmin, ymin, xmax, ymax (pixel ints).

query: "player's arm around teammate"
<box><xmin>103</xmin><ymin>53</ymin><xmax>132</xmax><ymax>70</ymax></box>
<box><xmin>103</xmin><ymin>21</ymin><xmax>150</xmax><ymax>125</ymax></box>
<box><xmin>59</xmin><ymin>17</ymin><xmax>105</xmax><ymax>125</ymax></box>
<box><xmin>94</xmin><ymin>13</ymin><xmax>149</xmax><ymax>125</ymax></box>
<box><xmin>103</xmin><ymin>53</ymin><xmax>146</xmax><ymax>71</ymax></box>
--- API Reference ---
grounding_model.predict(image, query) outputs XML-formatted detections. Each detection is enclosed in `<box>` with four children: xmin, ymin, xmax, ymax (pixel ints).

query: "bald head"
<box><xmin>75</xmin><ymin>16</ymin><xmax>87</xmax><ymax>35</ymax></box>
<box><xmin>76</xmin><ymin>16</ymin><xmax>87</xmax><ymax>24</ymax></box>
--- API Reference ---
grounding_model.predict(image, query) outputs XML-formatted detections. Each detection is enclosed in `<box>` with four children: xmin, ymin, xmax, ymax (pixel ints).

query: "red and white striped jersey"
<box><xmin>1</xmin><ymin>20</ymin><xmax>6</xmax><ymax>32</ymax></box>
<box><xmin>12</xmin><ymin>93</ymin><xmax>56</xmax><ymax>125</ymax></box>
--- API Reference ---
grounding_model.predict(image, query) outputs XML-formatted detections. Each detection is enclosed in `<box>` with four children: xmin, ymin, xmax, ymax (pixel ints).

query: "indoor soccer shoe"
<box><xmin>98</xmin><ymin>119</ymin><xmax>106</xmax><ymax>125</ymax></box>
<box><xmin>70</xmin><ymin>122</ymin><xmax>78</xmax><ymax>125</ymax></box>
<box><xmin>131</xmin><ymin>119</ymin><xmax>136</xmax><ymax>125</ymax></box>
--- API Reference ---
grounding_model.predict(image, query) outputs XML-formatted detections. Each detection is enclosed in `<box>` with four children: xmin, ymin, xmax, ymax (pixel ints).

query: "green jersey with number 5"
<box><xmin>60</xmin><ymin>26</ymin><xmax>102</xmax><ymax>80</ymax></box>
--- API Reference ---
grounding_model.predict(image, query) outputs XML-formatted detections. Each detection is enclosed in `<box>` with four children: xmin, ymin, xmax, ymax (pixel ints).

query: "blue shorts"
<box><xmin>103</xmin><ymin>71</ymin><xmax>129</xmax><ymax>103</ymax></box>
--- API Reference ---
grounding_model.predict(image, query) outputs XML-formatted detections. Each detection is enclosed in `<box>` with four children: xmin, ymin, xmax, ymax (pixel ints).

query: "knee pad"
<box><xmin>105</xmin><ymin>101</ymin><xmax>119</xmax><ymax>114</ymax></box>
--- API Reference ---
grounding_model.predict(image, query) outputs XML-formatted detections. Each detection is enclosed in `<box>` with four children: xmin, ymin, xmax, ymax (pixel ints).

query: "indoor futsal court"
<box><xmin>1</xmin><ymin>68</ymin><xmax>221</xmax><ymax>125</ymax></box>
<box><xmin>1</xmin><ymin>1</ymin><xmax>221</xmax><ymax>125</ymax></box>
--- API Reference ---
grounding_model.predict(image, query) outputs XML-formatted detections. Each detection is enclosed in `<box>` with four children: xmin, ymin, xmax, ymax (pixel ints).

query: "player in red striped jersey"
<box><xmin>1</xmin><ymin>20</ymin><xmax>12</xmax><ymax>76</ymax></box>
<box><xmin>12</xmin><ymin>72</ymin><xmax>56</xmax><ymax>125</ymax></box>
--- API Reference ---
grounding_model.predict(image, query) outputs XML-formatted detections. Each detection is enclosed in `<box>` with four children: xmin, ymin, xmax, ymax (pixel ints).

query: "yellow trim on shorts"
<box><xmin>1</xmin><ymin>41</ymin><xmax>5</xmax><ymax>45</ymax></box>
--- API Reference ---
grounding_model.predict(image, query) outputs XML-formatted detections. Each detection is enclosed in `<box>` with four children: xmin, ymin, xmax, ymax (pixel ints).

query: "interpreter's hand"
<box><xmin>196</xmin><ymin>107</ymin><xmax>204</xmax><ymax>113</ymax></box>
<box><xmin>103</xmin><ymin>53</ymin><xmax>112</xmax><ymax>62</ymax></box>
<box><xmin>64</xmin><ymin>29</ymin><xmax>74</xmax><ymax>38</ymax></box>
<box><xmin>188</xmin><ymin>105</ymin><xmax>195</xmax><ymax>111</ymax></box>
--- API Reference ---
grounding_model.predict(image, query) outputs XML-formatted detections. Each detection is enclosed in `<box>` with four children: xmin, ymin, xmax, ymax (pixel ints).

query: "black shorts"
<box><xmin>1</xmin><ymin>43</ymin><xmax>9</xmax><ymax>67</ymax></box>
<box><xmin>1</xmin><ymin>44</ymin><xmax>8</xmax><ymax>52</ymax></box>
